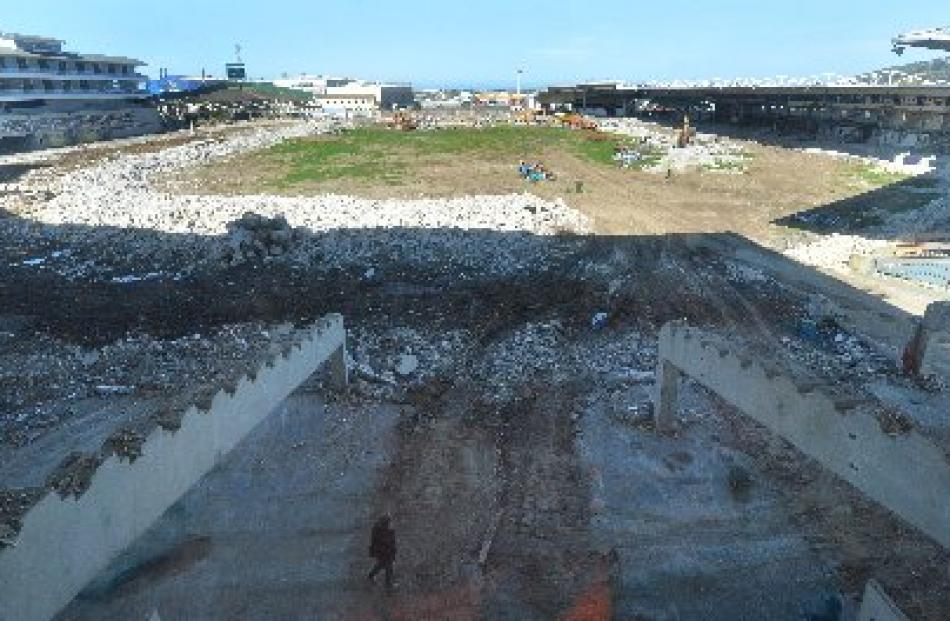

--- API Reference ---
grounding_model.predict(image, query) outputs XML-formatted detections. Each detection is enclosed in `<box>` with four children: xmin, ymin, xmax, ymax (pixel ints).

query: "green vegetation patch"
<box><xmin>260</xmin><ymin>126</ymin><xmax>660</xmax><ymax>188</ymax></box>
<box><xmin>702</xmin><ymin>158</ymin><xmax>746</xmax><ymax>173</ymax></box>
<box><xmin>848</xmin><ymin>163</ymin><xmax>910</xmax><ymax>188</ymax></box>
<box><xmin>570</xmin><ymin>134</ymin><xmax>662</xmax><ymax>170</ymax></box>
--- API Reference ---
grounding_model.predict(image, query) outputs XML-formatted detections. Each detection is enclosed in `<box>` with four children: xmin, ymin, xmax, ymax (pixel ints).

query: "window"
<box><xmin>108</xmin><ymin>64</ymin><xmax>117</xmax><ymax>74</ymax></box>
<box><xmin>42</xmin><ymin>80</ymin><xmax>54</xmax><ymax>91</ymax></box>
<box><xmin>93</xmin><ymin>64</ymin><xmax>102</xmax><ymax>74</ymax></box>
<box><xmin>76</xmin><ymin>62</ymin><xmax>85</xmax><ymax>73</ymax></box>
<box><xmin>0</xmin><ymin>58</ymin><xmax>5</xmax><ymax>68</ymax></box>
<box><xmin>38</xmin><ymin>59</ymin><xmax>50</xmax><ymax>70</ymax></box>
<box><xmin>59</xmin><ymin>61</ymin><xmax>68</xmax><ymax>72</ymax></box>
<box><xmin>17</xmin><ymin>58</ymin><xmax>28</xmax><ymax>70</ymax></box>
<box><xmin>122</xmin><ymin>65</ymin><xmax>129</xmax><ymax>75</ymax></box>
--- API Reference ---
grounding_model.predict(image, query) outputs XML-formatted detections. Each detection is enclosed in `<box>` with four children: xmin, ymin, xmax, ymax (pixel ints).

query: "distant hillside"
<box><xmin>860</xmin><ymin>56</ymin><xmax>950</xmax><ymax>85</ymax></box>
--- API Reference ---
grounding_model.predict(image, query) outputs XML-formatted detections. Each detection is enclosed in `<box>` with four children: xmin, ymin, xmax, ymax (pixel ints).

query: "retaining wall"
<box><xmin>0</xmin><ymin>107</ymin><xmax>162</xmax><ymax>152</ymax></box>
<box><xmin>0</xmin><ymin>314</ymin><xmax>347</xmax><ymax>621</ymax></box>
<box><xmin>655</xmin><ymin>322</ymin><xmax>950</xmax><ymax>550</ymax></box>
<box><xmin>922</xmin><ymin>302</ymin><xmax>950</xmax><ymax>380</ymax></box>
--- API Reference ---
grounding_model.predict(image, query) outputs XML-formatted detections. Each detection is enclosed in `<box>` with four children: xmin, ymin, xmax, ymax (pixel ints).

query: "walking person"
<box><xmin>367</xmin><ymin>514</ymin><xmax>396</xmax><ymax>589</ymax></box>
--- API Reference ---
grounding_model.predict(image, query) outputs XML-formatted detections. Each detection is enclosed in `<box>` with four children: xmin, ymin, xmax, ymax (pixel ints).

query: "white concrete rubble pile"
<box><xmin>801</xmin><ymin>147</ymin><xmax>938</xmax><ymax>176</ymax></box>
<box><xmin>784</xmin><ymin>234</ymin><xmax>892</xmax><ymax>274</ymax></box>
<box><xmin>598</xmin><ymin>118</ymin><xmax>750</xmax><ymax>174</ymax></box>
<box><xmin>0</xmin><ymin>322</ymin><xmax>301</xmax><ymax>448</ymax></box>
<box><xmin>4</xmin><ymin>122</ymin><xmax>590</xmax><ymax>273</ymax></box>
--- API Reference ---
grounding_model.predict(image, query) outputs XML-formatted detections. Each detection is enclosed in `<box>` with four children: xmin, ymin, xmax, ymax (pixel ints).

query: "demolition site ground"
<box><xmin>0</xmin><ymin>120</ymin><xmax>948</xmax><ymax>619</ymax></box>
<box><xmin>173</xmin><ymin>124</ymin><xmax>924</xmax><ymax>241</ymax></box>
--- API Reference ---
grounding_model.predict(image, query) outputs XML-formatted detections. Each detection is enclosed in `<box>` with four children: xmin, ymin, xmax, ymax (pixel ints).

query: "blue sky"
<box><xmin>3</xmin><ymin>2</ymin><xmax>948</xmax><ymax>88</ymax></box>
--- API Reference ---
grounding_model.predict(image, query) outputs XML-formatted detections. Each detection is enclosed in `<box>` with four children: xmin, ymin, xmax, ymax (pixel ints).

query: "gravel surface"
<box><xmin>0</xmin><ymin>320</ymin><xmax>304</xmax><ymax>449</ymax></box>
<box><xmin>784</xmin><ymin>233</ymin><xmax>892</xmax><ymax>273</ymax></box>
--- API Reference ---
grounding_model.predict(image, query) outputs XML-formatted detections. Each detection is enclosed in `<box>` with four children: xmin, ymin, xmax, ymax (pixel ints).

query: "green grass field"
<box><xmin>262</xmin><ymin>126</ymin><xmax>660</xmax><ymax>188</ymax></box>
<box><xmin>848</xmin><ymin>163</ymin><xmax>910</xmax><ymax>188</ymax></box>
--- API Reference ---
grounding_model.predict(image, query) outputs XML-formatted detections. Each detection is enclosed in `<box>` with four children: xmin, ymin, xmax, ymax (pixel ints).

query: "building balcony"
<box><xmin>0</xmin><ymin>87</ymin><xmax>147</xmax><ymax>101</ymax></box>
<box><xmin>0</xmin><ymin>67</ymin><xmax>143</xmax><ymax>81</ymax></box>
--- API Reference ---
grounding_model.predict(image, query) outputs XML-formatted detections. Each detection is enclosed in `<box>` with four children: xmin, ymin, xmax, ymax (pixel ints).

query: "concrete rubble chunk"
<box><xmin>395</xmin><ymin>353</ymin><xmax>419</xmax><ymax>377</ymax></box>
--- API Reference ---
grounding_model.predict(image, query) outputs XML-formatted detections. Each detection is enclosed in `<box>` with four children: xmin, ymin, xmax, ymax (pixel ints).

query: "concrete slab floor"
<box><xmin>56</xmin><ymin>380</ymin><xmax>848</xmax><ymax>621</ymax></box>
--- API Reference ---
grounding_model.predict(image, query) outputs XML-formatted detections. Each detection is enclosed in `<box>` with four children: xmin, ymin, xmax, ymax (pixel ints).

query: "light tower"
<box><xmin>226</xmin><ymin>42</ymin><xmax>247</xmax><ymax>82</ymax></box>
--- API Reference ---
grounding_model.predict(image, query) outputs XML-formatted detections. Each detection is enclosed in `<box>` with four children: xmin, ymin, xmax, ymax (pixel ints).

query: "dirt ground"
<box><xmin>9</xmin><ymin>229</ymin><xmax>938</xmax><ymax>619</ymax></box>
<box><xmin>176</xmin><ymin>124</ymin><xmax>898</xmax><ymax>245</ymax></box>
<box><xmin>3</xmin><ymin>122</ymin><xmax>949</xmax><ymax>619</ymax></box>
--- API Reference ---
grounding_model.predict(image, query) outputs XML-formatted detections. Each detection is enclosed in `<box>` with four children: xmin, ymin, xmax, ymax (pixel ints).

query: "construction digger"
<box><xmin>676</xmin><ymin>114</ymin><xmax>695</xmax><ymax>148</ymax></box>
<box><xmin>513</xmin><ymin>109</ymin><xmax>548</xmax><ymax>126</ymax></box>
<box><xmin>558</xmin><ymin>113</ymin><xmax>598</xmax><ymax>131</ymax></box>
<box><xmin>387</xmin><ymin>111</ymin><xmax>418</xmax><ymax>131</ymax></box>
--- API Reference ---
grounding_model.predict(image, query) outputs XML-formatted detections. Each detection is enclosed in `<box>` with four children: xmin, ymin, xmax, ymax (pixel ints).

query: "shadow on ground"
<box><xmin>639</xmin><ymin>112</ymin><xmax>947</xmax><ymax>161</ymax></box>
<box><xmin>0</xmin><ymin>205</ymin><xmax>945</xmax><ymax>619</ymax></box>
<box><xmin>773</xmin><ymin>172</ymin><xmax>946</xmax><ymax>239</ymax></box>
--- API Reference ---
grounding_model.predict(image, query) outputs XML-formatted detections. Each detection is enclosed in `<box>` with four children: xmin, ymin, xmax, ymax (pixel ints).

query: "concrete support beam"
<box><xmin>0</xmin><ymin>315</ymin><xmax>347</xmax><ymax>621</ymax></box>
<box><xmin>921</xmin><ymin>302</ymin><xmax>950</xmax><ymax>380</ymax></box>
<box><xmin>655</xmin><ymin>360</ymin><xmax>680</xmax><ymax>433</ymax></box>
<box><xmin>326</xmin><ymin>338</ymin><xmax>349</xmax><ymax>391</ymax></box>
<box><xmin>655</xmin><ymin>321</ymin><xmax>950</xmax><ymax>550</ymax></box>
<box><xmin>858</xmin><ymin>580</ymin><xmax>910</xmax><ymax>621</ymax></box>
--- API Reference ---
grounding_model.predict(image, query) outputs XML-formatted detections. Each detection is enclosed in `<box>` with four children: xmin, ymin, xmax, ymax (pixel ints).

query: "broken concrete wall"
<box><xmin>655</xmin><ymin>322</ymin><xmax>950</xmax><ymax>551</ymax></box>
<box><xmin>858</xmin><ymin>580</ymin><xmax>910</xmax><ymax>621</ymax></box>
<box><xmin>0</xmin><ymin>315</ymin><xmax>347</xmax><ymax>621</ymax></box>
<box><xmin>921</xmin><ymin>301</ymin><xmax>950</xmax><ymax>380</ymax></box>
<box><xmin>0</xmin><ymin>107</ymin><xmax>162</xmax><ymax>152</ymax></box>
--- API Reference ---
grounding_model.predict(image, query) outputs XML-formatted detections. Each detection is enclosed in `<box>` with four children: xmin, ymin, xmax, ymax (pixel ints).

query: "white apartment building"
<box><xmin>0</xmin><ymin>32</ymin><xmax>158</xmax><ymax>151</ymax></box>
<box><xmin>274</xmin><ymin>75</ymin><xmax>414</xmax><ymax>116</ymax></box>
<box><xmin>0</xmin><ymin>32</ymin><xmax>147</xmax><ymax>103</ymax></box>
<box><xmin>271</xmin><ymin>75</ymin><xmax>353</xmax><ymax>96</ymax></box>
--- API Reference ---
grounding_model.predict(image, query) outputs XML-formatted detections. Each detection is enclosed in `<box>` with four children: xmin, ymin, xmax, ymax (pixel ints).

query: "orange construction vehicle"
<box><xmin>387</xmin><ymin>111</ymin><xmax>418</xmax><ymax>131</ymax></box>
<box><xmin>559</xmin><ymin>113</ymin><xmax>598</xmax><ymax>131</ymax></box>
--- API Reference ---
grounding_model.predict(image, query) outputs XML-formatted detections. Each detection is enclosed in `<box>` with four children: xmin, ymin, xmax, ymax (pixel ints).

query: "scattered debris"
<box><xmin>46</xmin><ymin>452</ymin><xmax>103</xmax><ymax>499</ymax></box>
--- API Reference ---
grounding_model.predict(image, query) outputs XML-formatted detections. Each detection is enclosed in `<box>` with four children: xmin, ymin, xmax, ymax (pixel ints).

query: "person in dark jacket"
<box><xmin>367</xmin><ymin>514</ymin><xmax>396</xmax><ymax>588</ymax></box>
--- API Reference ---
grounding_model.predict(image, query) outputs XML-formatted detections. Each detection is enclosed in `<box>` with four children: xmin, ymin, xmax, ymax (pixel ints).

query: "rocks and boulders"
<box><xmin>223</xmin><ymin>212</ymin><xmax>305</xmax><ymax>266</ymax></box>
<box><xmin>395</xmin><ymin>354</ymin><xmax>419</xmax><ymax>377</ymax></box>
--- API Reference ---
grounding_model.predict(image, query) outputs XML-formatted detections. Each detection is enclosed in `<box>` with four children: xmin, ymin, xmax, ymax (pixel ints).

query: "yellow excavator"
<box><xmin>558</xmin><ymin>113</ymin><xmax>598</xmax><ymax>131</ymax></box>
<box><xmin>676</xmin><ymin>114</ymin><xmax>695</xmax><ymax>148</ymax></box>
<box><xmin>387</xmin><ymin>111</ymin><xmax>418</xmax><ymax>131</ymax></box>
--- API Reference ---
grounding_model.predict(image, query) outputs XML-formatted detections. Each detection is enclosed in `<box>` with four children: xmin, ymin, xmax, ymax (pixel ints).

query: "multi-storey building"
<box><xmin>0</xmin><ymin>32</ymin><xmax>160</xmax><ymax>151</ymax></box>
<box><xmin>273</xmin><ymin>75</ymin><xmax>414</xmax><ymax>117</ymax></box>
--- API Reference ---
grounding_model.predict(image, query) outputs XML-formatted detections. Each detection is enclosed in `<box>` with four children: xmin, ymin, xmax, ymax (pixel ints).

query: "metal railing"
<box><xmin>0</xmin><ymin>66</ymin><xmax>139</xmax><ymax>79</ymax></box>
<box><xmin>0</xmin><ymin>87</ymin><xmax>146</xmax><ymax>96</ymax></box>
